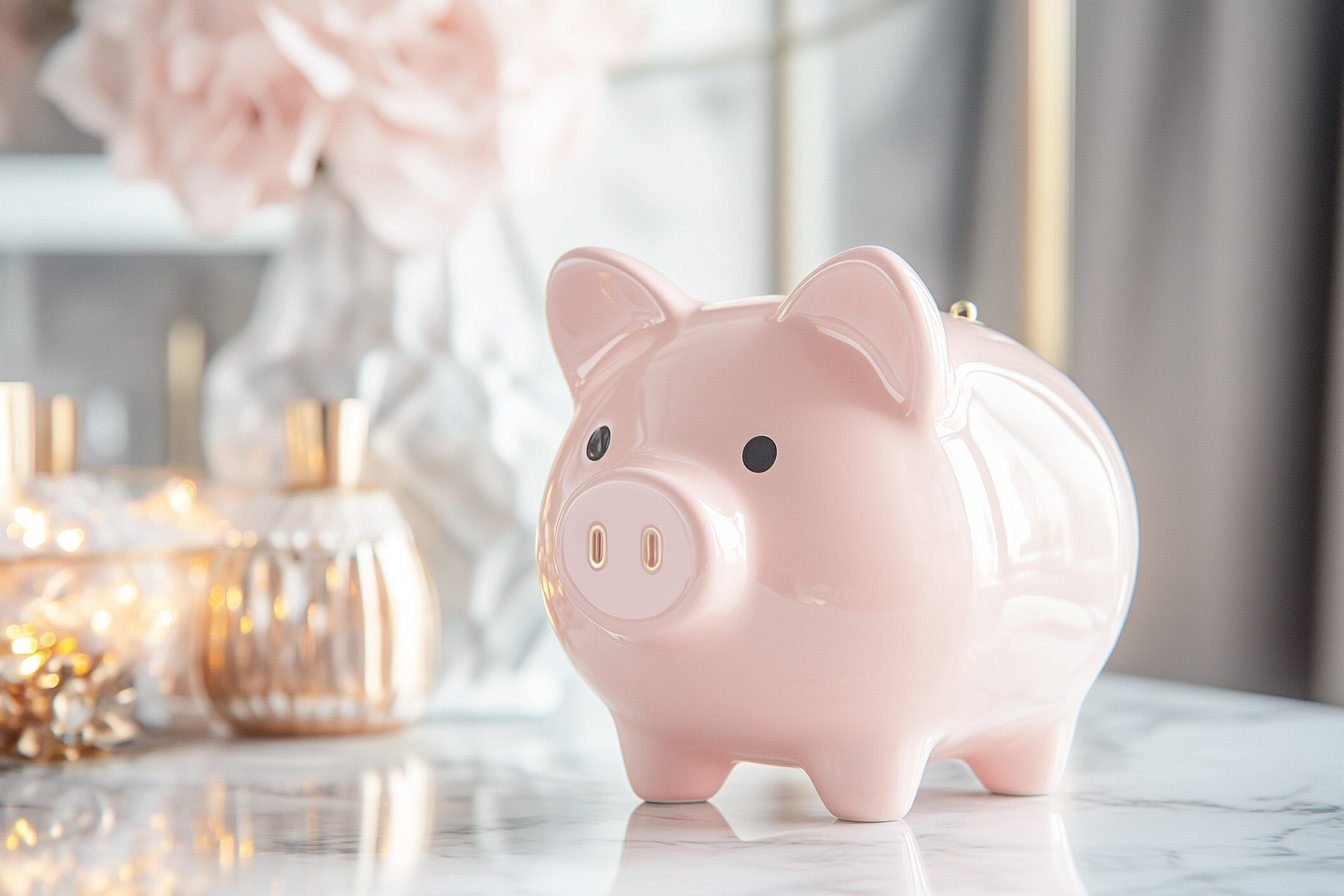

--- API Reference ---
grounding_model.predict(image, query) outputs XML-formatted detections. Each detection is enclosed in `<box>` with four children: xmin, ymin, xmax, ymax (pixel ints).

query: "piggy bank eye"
<box><xmin>742</xmin><ymin>435</ymin><xmax>776</xmax><ymax>473</ymax></box>
<box><xmin>586</xmin><ymin>425</ymin><xmax>611</xmax><ymax>461</ymax></box>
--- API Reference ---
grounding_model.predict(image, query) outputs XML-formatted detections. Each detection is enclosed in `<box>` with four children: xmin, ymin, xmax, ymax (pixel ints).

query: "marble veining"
<box><xmin>1</xmin><ymin>674</ymin><xmax>1341</xmax><ymax>895</ymax></box>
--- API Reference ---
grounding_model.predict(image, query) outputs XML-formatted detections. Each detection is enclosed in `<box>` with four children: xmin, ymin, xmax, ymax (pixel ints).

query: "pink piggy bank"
<box><xmin>537</xmin><ymin>246</ymin><xmax>1138</xmax><ymax>821</ymax></box>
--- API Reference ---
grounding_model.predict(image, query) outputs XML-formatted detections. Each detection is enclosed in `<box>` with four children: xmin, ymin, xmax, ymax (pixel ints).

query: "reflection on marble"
<box><xmin>0</xmin><ymin>674</ymin><xmax>1341</xmax><ymax>895</ymax></box>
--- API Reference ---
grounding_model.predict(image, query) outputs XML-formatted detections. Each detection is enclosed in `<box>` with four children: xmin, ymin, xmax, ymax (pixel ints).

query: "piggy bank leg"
<box><xmin>804</xmin><ymin>736</ymin><xmax>936</xmax><ymax>822</ymax></box>
<box><xmin>614</xmin><ymin>718</ymin><xmax>734</xmax><ymax>803</ymax></box>
<box><xmin>961</xmin><ymin>714</ymin><xmax>1076</xmax><ymax>796</ymax></box>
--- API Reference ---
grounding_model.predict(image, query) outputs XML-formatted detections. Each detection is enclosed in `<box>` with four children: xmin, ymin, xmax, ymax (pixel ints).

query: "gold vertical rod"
<box><xmin>0</xmin><ymin>382</ymin><xmax>35</xmax><ymax>492</ymax></box>
<box><xmin>36</xmin><ymin>394</ymin><xmax>77</xmax><ymax>475</ymax></box>
<box><xmin>1022</xmin><ymin>0</ymin><xmax>1075</xmax><ymax>370</ymax></box>
<box><xmin>285</xmin><ymin>400</ymin><xmax>327</xmax><ymax>487</ymax></box>
<box><xmin>167</xmin><ymin>318</ymin><xmax>206</xmax><ymax>469</ymax></box>
<box><xmin>326</xmin><ymin>399</ymin><xmax>368</xmax><ymax>489</ymax></box>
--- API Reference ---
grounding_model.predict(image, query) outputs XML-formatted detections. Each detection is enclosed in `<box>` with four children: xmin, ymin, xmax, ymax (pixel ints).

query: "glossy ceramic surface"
<box><xmin>537</xmin><ymin>246</ymin><xmax>1138</xmax><ymax>821</ymax></box>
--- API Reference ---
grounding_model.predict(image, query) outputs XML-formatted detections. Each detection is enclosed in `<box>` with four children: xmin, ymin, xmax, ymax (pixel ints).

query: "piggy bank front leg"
<box><xmin>614</xmin><ymin>718</ymin><xmax>735</xmax><ymax>804</ymax></box>
<box><xmin>804</xmin><ymin>735</ymin><xmax>937</xmax><ymax>822</ymax></box>
<box><xmin>960</xmin><ymin>713</ymin><xmax>1077</xmax><ymax>796</ymax></box>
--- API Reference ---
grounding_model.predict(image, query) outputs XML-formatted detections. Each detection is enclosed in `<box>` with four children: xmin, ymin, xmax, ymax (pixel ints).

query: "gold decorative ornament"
<box><xmin>1</xmin><ymin>623</ymin><xmax>136</xmax><ymax>761</ymax></box>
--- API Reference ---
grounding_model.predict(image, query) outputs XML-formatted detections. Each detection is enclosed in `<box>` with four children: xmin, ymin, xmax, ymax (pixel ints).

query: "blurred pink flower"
<box><xmin>42</xmin><ymin>0</ymin><xmax>330</xmax><ymax>235</ymax></box>
<box><xmin>39</xmin><ymin>0</ymin><xmax>638</xmax><ymax>251</ymax></box>
<box><xmin>265</xmin><ymin>0</ymin><xmax>505</xmax><ymax>251</ymax></box>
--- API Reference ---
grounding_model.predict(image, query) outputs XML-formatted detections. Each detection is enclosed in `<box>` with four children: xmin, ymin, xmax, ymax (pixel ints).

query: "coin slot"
<box><xmin>641</xmin><ymin>526</ymin><xmax>662</xmax><ymax>573</ymax></box>
<box><xmin>588</xmin><ymin>523</ymin><xmax>607</xmax><ymax>570</ymax></box>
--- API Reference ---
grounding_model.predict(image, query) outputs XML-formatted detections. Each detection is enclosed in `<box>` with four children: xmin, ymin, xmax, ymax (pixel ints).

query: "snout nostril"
<box><xmin>641</xmin><ymin>526</ymin><xmax>662</xmax><ymax>573</ymax></box>
<box><xmin>588</xmin><ymin>523</ymin><xmax>607</xmax><ymax>570</ymax></box>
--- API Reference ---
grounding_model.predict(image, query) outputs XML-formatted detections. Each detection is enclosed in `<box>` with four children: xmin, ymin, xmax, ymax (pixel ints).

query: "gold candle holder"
<box><xmin>200</xmin><ymin>399</ymin><xmax>439</xmax><ymax>735</ymax></box>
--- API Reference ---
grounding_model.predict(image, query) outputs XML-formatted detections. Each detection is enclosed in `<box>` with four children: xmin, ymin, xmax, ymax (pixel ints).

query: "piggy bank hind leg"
<box><xmin>614</xmin><ymin>718</ymin><xmax>734</xmax><ymax>804</ymax></box>
<box><xmin>960</xmin><ymin>714</ymin><xmax>1077</xmax><ymax>796</ymax></box>
<box><xmin>803</xmin><ymin>735</ymin><xmax>937</xmax><ymax>822</ymax></box>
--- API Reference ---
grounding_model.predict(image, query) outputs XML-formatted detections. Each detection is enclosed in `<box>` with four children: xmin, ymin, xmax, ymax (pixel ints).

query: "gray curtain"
<box><xmin>1073</xmin><ymin>0</ymin><xmax>1342</xmax><ymax>700</ymax></box>
<box><xmin>1311</xmin><ymin>29</ymin><xmax>1344</xmax><ymax>707</ymax></box>
<box><xmin>834</xmin><ymin>0</ymin><xmax>1344</xmax><ymax>700</ymax></box>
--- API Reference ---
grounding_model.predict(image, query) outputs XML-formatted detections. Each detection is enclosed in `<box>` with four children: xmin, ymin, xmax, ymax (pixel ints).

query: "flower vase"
<box><xmin>203</xmin><ymin>176</ymin><xmax>570</xmax><ymax>717</ymax></box>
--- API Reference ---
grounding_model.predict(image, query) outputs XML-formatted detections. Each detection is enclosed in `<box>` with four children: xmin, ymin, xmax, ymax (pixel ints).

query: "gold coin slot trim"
<box><xmin>588</xmin><ymin>523</ymin><xmax>607</xmax><ymax>570</ymax></box>
<box><xmin>642</xmin><ymin>526</ymin><xmax>662</xmax><ymax>573</ymax></box>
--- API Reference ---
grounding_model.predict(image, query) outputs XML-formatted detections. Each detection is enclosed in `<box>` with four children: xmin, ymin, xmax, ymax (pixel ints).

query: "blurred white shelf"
<box><xmin>0</xmin><ymin>154</ymin><xmax>294</xmax><ymax>254</ymax></box>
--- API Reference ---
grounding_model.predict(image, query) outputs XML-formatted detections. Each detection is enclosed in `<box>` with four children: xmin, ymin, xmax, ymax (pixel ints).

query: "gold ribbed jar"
<box><xmin>199</xmin><ymin>400</ymin><xmax>439</xmax><ymax>735</ymax></box>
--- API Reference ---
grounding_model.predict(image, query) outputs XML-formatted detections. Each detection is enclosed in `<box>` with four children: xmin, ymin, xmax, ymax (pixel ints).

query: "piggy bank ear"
<box><xmin>772</xmin><ymin>247</ymin><xmax>950</xmax><ymax>420</ymax></box>
<box><xmin>546</xmin><ymin>248</ymin><xmax>699</xmax><ymax>397</ymax></box>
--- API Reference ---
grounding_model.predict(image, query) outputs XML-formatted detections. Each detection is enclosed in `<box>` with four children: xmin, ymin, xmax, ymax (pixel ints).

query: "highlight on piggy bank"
<box><xmin>536</xmin><ymin>246</ymin><xmax>1138</xmax><ymax>822</ymax></box>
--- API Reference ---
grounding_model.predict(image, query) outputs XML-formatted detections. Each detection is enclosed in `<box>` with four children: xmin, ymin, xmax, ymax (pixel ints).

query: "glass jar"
<box><xmin>1</xmin><ymin>384</ymin><xmax>222</xmax><ymax>760</ymax></box>
<box><xmin>199</xmin><ymin>399</ymin><xmax>439</xmax><ymax>735</ymax></box>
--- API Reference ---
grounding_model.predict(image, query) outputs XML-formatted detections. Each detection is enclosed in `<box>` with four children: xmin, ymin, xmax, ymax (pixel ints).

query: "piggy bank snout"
<box><xmin>558</xmin><ymin>477</ymin><xmax>709</xmax><ymax>623</ymax></box>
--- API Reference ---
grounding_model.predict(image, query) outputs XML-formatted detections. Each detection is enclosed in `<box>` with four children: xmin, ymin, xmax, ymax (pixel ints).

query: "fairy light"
<box><xmin>90</xmin><ymin>611</ymin><xmax>111</xmax><ymax>633</ymax></box>
<box><xmin>168</xmin><ymin>480</ymin><xmax>197</xmax><ymax>516</ymax></box>
<box><xmin>21</xmin><ymin>514</ymin><xmax>47</xmax><ymax>548</ymax></box>
<box><xmin>56</xmin><ymin>527</ymin><xmax>84</xmax><ymax>552</ymax></box>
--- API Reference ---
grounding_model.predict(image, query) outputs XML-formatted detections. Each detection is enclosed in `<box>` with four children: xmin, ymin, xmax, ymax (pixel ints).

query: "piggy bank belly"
<box><xmin>555</xmin><ymin>575</ymin><xmax>966</xmax><ymax>759</ymax></box>
<box><xmin>936</xmin><ymin>322</ymin><xmax>1139</xmax><ymax>752</ymax></box>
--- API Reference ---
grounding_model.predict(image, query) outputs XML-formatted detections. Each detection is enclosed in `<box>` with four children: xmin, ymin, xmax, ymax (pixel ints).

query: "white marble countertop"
<box><xmin>1</xmin><ymin>674</ymin><xmax>1341</xmax><ymax>895</ymax></box>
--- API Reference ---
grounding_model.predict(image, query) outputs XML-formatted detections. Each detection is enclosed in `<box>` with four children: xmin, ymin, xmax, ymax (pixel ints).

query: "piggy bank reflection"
<box><xmin>608</xmin><ymin>780</ymin><xmax>1088</xmax><ymax>896</ymax></box>
<box><xmin>537</xmin><ymin>246</ymin><xmax>1137</xmax><ymax>821</ymax></box>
